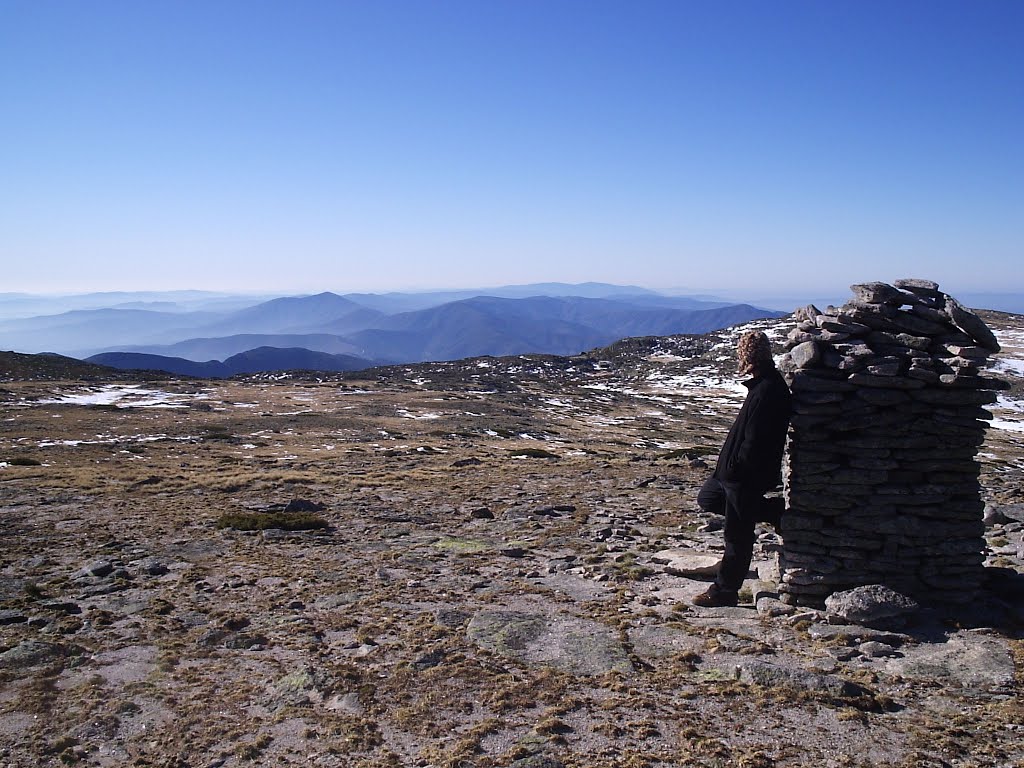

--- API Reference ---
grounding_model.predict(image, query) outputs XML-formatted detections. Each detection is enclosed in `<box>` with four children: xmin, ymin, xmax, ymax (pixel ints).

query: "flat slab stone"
<box><xmin>807</xmin><ymin>623</ymin><xmax>912</xmax><ymax>646</ymax></box>
<box><xmin>628</xmin><ymin>624</ymin><xmax>705</xmax><ymax>662</ymax></box>
<box><xmin>882</xmin><ymin>632</ymin><xmax>1015</xmax><ymax>691</ymax></box>
<box><xmin>533</xmin><ymin>572</ymin><xmax>612</xmax><ymax>602</ymax></box>
<box><xmin>651</xmin><ymin>549</ymin><xmax>720</xmax><ymax>577</ymax></box>
<box><xmin>467</xmin><ymin>610</ymin><xmax>631</xmax><ymax>676</ymax></box>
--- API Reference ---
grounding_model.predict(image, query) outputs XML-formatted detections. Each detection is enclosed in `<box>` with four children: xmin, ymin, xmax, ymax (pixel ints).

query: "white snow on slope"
<box><xmin>34</xmin><ymin>385</ymin><xmax>206</xmax><ymax>409</ymax></box>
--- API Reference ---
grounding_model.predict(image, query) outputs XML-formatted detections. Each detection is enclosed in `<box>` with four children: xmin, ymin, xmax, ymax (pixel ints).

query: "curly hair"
<box><xmin>737</xmin><ymin>330</ymin><xmax>774</xmax><ymax>375</ymax></box>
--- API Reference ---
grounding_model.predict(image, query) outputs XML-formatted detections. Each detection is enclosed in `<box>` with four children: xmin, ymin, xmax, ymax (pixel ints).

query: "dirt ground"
<box><xmin>1</xmin><ymin>321</ymin><xmax>1022</xmax><ymax>767</ymax></box>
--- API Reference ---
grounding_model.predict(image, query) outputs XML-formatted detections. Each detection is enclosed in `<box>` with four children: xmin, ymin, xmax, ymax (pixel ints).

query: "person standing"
<box><xmin>692</xmin><ymin>330</ymin><xmax>792</xmax><ymax>608</ymax></box>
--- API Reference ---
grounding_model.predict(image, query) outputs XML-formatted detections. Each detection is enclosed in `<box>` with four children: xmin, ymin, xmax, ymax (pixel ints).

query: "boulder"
<box><xmin>735</xmin><ymin>659</ymin><xmax>868</xmax><ymax>698</ymax></box>
<box><xmin>824</xmin><ymin>584</ymin><xmax>920</xmax><ymax>629</ymax></box>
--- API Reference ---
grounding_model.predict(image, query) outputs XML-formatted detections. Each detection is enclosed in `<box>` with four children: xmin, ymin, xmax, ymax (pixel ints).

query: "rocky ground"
<box><xmin>1</xmin><ymin>313</ymin><xmax>1022</xmax><ymax>768</ymax></box>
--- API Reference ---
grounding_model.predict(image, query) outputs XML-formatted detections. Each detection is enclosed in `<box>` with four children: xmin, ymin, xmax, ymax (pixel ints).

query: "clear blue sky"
<box><xmin>2</xmin><ymin>0</ymin><xmax>1021</xmax><ymax>299</ymax></box>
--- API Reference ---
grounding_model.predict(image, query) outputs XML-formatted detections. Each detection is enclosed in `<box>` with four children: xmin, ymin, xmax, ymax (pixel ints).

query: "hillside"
<box><xmin>0</xmin><ymin>351</ymin><xmax>126</xmax><ymax>383</ymax></box>
<box><xmin>88</xmin><ymin>347</ymin><xmax>375</xmax><ymax>378</ymax></box>
<box><xmin>1</xmin><ymin>309</ymin><xmax>1022</xmax><ymax>766</ymax></box>
<box><xmin>106</xmin><ymin>333</ymin><xmax>369</xmax><ymax>363</ymax></box>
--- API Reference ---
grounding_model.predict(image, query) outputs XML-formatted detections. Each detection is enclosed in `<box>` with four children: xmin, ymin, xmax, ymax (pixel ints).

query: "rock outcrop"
<box><xmin>779</xmin><ymin>279</ymin><xmax>1007</xmax><ymax>606</ymax></box>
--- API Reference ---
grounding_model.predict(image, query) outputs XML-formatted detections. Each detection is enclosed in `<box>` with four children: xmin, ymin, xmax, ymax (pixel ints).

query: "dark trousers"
<box><xmin>697</xmin><ymin>477</ymin><xmax>784</xmax><ymax>592</ymax></box>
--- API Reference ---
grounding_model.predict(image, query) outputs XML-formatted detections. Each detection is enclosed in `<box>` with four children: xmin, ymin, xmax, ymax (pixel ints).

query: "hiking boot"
<box><xmin>692</xmin><ymin>584</ymin><xmax>739</xmax><ymax>608</ymax></box>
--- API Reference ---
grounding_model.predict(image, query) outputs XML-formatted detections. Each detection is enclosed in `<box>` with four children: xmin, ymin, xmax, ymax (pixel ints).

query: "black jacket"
<box><xmin>712</xmin><ymin>366</ymin><xmax>792</xmax><ymax>492</ymax></box>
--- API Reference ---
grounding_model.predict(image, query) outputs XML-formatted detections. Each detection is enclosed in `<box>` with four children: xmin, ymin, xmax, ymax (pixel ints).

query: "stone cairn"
<box><xmin>777</xmin><ymin>279</ymin><xmax>1006</xmax><ymax>606</ymax></box>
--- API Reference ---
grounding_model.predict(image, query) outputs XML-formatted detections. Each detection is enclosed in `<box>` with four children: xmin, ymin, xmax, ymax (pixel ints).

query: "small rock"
<box><xmin>0</xmin><ymin>610</ymin><xmax>28</xmax><ymax>625</ymax></box>
<box><xmin>283</xmin><ymin>498</ymin><xmax>324</xmax><ymax>513</ymax></box>
<box><xmin>224</xmin><ymin>633</ymin><xmax>268</xmax><ymax>650</ymax></box>
<box><xmin>500</xmin><ymin>547</ymin><xmax>528</xmax><ymax>558</ymax></box>
<box><xmin>80</xmin><ymin>560</ymin><xmax>114</xmax><ymax>578</ymax></box>
<box><xmin>0</xmin><ymin>640</ymin><xmax>68</xmax><ymax>668</ymax></box>
<box><xmin>807</xmin><ymin>623</ymin><xmax>909</xmax><ymax>646</ymax></box>
<box><xmin>138</xmin><ymin>558</ymin><xmax>170</xmax><ymax>576</ymax></box>
<box><xmin>787</xmin><ymin>610</ymin><xmax>823</xmax><ymax>625</ymax></box>
<box><xmin>859</xmin><ymin>641</ymin><xmax>898</xmax><ymax>658</ymax></box>
<box><xmin>809</xmin><ymin>658</ymin><xmax>839</xmax><ymax>674</ymax></box>
<box><xmin>756</xmin><ymin>597</ymin><xmax>795</xmax><ymax>617</ymax></box>
<box><xmin>197</xmin><ymin>629</ymin><xmax>229</xmax><ymax>647</ymax></box>
<box><xmin>826</xmin><ymin>646</ymin><xmax>860</xmax><ymax>661</ymax></box>
<box><xmin>736</xmin><ymin>660</ymin><xmax>867</xmax><ymax>698</ymax></box>
<box><xmin>324</xmin><ymin>692</ymin><xmax>365</xmax><ymax>715</ymax></box>
<box><xmin>470</xmin><ymin>507</ymin><xmax>494</xmax><ymax>519</ymax></box>
<box><xmin>412</xmin><ymin>649</ymin><xmax>447</xmax><ymax>669</ymax></box>
<box><xmin>79</xmin><ymin>582</ymin><xmax>128</xmax><ymax>597</ymax></box>
<box><xmin>39</xmin><ymin>601</ymin><xmax>82</xmax><ymax>615</ymax></box>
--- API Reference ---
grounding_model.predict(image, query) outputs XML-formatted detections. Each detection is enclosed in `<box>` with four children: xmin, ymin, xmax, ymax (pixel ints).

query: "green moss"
<box><xmin>433</xmin><ymin>536</ymin><xmax>492</xmax><ymax>554</ymax></box>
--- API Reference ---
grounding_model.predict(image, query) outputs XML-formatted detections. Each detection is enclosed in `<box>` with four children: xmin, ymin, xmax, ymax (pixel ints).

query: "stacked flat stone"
<box><xmin>778</xmin><ymin>279</ymin><xmax>1006</xmax><ymax>607</ymax></box>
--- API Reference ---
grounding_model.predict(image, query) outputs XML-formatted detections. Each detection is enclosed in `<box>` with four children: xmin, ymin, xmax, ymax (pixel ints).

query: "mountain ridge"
<box><xmin>1</xmin><ymin>284</ymin><xmax>785</xmax><ymax>372</ymax></box>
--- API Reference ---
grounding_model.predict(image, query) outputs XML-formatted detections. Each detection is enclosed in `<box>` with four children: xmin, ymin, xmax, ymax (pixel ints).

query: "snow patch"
<box><xmin>34</xmin><ymin>385</ymin><xmax>205</xmax><ymax>409</ymax></box>
<box><xmin>990</xmin><ymin>419</ymin><xmax>1024</xmax><ymax>434</ymax></box>
<box><xmin>992</xmin><ymin>358</ymin><xmax>1024</xmax><ymax>377</ymax></box>
<box><xmin>397</xmin><ymin>410</ymin><xmax>442</xmax><ymax>420</ymax></box>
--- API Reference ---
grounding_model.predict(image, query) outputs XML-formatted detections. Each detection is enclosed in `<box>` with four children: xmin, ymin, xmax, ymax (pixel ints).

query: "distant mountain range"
<box><xmin>0</xmin><ymin>282</ymin><xmax>785</xmax><ymax>376</ymax></box>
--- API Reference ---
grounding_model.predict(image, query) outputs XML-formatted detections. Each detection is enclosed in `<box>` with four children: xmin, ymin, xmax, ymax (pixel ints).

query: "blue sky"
<box><xmin>2</xmin><ymin>0</ymin><xmax>1021</xmax><ymax>300</ymax></box>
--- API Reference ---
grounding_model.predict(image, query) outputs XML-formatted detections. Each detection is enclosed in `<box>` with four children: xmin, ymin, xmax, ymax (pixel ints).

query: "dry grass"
<box><xmin>0</xmin><ymin>370</ymin><xmax>1021</xmax><ymax>767</ymax></box>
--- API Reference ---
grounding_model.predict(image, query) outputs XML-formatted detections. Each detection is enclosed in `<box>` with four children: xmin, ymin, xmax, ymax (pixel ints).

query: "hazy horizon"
<box><xmin>4</xmin><ymin>281</ymin><xmax>1024</xmax><ymax>318</ymax></box>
